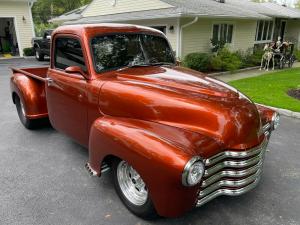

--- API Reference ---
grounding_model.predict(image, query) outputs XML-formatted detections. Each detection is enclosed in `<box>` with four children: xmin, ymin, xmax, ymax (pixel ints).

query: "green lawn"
<box><xmin>229</xmin><ymin>68</ymin><xmax>300</xmax><ymax>112</ymax></box>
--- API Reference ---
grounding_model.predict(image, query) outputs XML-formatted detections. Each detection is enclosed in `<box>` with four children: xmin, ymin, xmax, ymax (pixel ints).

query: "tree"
<box><xmin>32</xmin><ymin>0</ymin><xmax>92</xmax><ymax>24</ymax></box>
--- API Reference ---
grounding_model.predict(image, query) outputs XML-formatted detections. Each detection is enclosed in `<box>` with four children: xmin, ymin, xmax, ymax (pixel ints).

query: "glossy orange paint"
<box><xmin>10</xmin><ymin>67</ymin><xmax>48</xmax><ymax>119</ymax></box>
<box><xmin>10</xmin><ymin>24</ymin><xmax>276</xmax><ymax>218</ymax></box>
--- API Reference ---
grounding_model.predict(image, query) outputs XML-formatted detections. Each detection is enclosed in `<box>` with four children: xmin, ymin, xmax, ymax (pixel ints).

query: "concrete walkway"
<box><xmin>213</xmin><ymin>62</ymin><xmax>300</xmax><ymax>82</ymax></box>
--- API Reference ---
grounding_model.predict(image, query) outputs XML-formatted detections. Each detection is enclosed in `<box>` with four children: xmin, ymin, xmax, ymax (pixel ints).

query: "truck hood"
<box><xmin>99</xmin><ymin>66</ymin><xmax>261</xmax><ymax>150</ymax></box>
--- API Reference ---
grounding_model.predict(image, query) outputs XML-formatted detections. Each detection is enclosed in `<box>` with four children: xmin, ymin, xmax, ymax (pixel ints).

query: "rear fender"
<box><xmin>88</xmin><ymin>117</ymin><xmax>200</xmax><ymax>217</ymax></box>
<box><xmin>10</xmin><ymin>73</ymin><xmax>48</xmax><ymax>119</ymax></box>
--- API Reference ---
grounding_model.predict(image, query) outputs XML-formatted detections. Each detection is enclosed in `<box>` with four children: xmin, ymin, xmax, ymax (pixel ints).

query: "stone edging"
<box><xmin>257</xmin><ymin>103</ymin><xmax>300</xmax><ymax>119</ymax></box>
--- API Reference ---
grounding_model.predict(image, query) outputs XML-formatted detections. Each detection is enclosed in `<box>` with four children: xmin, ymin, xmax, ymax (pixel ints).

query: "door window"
<box><xmin>54</xmin><ymin>37</ymin><xmax>87</xmax><ymax>72</ymax></box>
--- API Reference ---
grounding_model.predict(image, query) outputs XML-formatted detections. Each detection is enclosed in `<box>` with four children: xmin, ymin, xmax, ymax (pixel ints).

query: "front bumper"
<box><xmin>196</xmin><ymin>135</ymin><xmax>269</xmax><ymax>207</ymax></box>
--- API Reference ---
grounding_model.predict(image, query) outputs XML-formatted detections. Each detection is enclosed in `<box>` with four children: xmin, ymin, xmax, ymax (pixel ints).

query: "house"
<box><xmin>0</xmin><ymin>0</ymin><xmax>36</xmax><ymax>57</ymax></box>
<box><xmin>48</xmin><ymin>5</ymin><xmax>88</xmax><ymax>24</ymax></box>
<box><xmin>50</xmin><ymin>0</ymin><xmax>300</xmax><ymax>59</ymax></box>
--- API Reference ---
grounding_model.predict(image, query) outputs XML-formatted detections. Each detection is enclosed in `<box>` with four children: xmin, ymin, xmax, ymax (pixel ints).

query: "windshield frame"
<box><xmin>89</xmin><ymin>32</ymin><xmax>176</xmax><ymax>74</ymax></box>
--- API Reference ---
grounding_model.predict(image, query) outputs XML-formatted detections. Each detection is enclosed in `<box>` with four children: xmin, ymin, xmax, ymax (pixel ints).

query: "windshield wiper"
<box><xmin>117</xmin><ymin>62</ymin><xmax>174</xmax><ymax>71</ymax></box>
<box><xmin>117</xmin><ymin>63</ymin><xmax>150</xmax><ymax>71</ymax></box>
<box><xmin>148</xmin><ymin>62</ymin><xmax>174</xmax><ymax>66</ymax></box>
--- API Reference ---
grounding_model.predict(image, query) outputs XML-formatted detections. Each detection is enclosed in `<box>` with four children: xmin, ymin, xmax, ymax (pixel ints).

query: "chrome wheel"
<box><xmin>117</xmin><ymin>161</ymin><xmax>148</xmax><ymax>206</ymax></box>
<box><xmin>35</xmin><ymin>50</ymin><xmax>39</xmax><ymax>58</ymax></box>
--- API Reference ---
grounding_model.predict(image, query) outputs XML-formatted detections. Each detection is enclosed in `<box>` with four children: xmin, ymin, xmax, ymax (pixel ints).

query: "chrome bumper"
<box><xmin>196</xmin><ymin>137</ymin><xmax>269</xmax><ymax>207</ymax></box>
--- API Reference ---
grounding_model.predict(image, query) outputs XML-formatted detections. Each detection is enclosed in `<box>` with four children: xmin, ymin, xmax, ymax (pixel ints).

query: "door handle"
<box><xmin>46</xmin><ymin>78</ymin><xmax>54</xmax><ymax>87</ymax></box>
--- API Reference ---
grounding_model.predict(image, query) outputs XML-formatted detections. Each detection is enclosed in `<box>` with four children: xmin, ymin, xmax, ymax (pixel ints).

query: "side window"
<box><xmin>54</xmin><ymin>37</ymin><xmax>87</xmax><ymax>72</ymax></box>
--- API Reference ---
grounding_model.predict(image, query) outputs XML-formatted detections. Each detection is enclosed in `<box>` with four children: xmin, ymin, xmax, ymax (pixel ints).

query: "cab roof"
<box><xmin>52</xmin><ymin>23</ymin><xmax>165</xmax><ymax>38</ymax></box>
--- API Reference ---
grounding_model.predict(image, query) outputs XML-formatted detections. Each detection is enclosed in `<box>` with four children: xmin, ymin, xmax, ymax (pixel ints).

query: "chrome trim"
<box><xmin>199</xmin><ymin>169</ymin><xmax>262</xmax><ymax>198</ymax></box>
<box><xmin>271</xmin><ymin>112</ymin><xmax>280</xmax><ymax>130</ymax></box>
<box><xmin>259</xmin><ymin>123</ymin><xmax>271</xmax><ymax>135</ymax></box>
<box><xmin>197</xmin><ymin>177</ymin><xmax>261</xmax><ymax>207</ymax></box>
<box><xmin>201</xmin><ymin>160</ymin><xmax>264</xmax><ymax>188</ymax></box>
<box><xmin>205</xmin><ymin>138</ymin><xmax>268</xmax><ymax>167</ymax></box>
<box><xmin>196</xmin><ymin>137</ymin><xmax>268</xmax><ymax>207</ymax></box>
<box><xmin>182</xmin><ymin>156</ymin><xmax>203</xmax><ymax>186</ymax></box>
<box><xmin>204</xmin><ymin>149</ymin><xmax>264</xmax><ymax>177</ymax></box>
<box><xmin>85</xmin><ymin>163</ymin><xmax>98</xmax><ymax>177</ymax></box>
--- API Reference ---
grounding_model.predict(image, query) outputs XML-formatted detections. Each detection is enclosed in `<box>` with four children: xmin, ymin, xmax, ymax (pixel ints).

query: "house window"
<box><xmin>255</xmin><ymin>20</ymin><xmax>273</xmax><ymax>42</ymax></box>
<box><xmin>212</xmin><ymin>24</ymin><xmax>233</xmax><ymax>43</ymax></box>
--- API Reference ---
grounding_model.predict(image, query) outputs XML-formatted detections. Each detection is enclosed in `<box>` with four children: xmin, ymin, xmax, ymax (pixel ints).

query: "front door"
<box><xmin>280</xmin><ymin>20</ymin><xmax>286</xmax><ymax>41</ymax></box>
<box><xmin>46</xmin><ymin>36</ymin><xmax>89</xmax><ymax>146</ymax></box>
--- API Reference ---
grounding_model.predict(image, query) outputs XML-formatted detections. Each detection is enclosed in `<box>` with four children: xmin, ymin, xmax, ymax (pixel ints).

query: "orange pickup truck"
<box><xmin>10</xmin><ymin>24</ymin><xmax>280</xmax><ymax>218</ymax></box>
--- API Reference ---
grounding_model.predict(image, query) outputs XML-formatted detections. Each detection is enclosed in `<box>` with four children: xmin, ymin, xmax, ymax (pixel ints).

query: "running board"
<box><xmin>85</xmin><ymin>162</ymin><xmax>110</xmax><ymax>177</ymax></box>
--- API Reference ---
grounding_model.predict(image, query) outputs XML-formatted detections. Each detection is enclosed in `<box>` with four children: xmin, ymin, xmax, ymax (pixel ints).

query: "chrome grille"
<box><xmin>196</xmin><ymin>137</ymin><xmax>269</xmax><ymax>207</ymax></box>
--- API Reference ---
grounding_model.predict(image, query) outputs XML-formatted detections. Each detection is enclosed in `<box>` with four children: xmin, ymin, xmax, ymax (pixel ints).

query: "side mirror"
<box><xmin>46</xmin><ymin>35</ymin><xmax>51</xmax><ymax>40</ymax></box>
<box><xmin>65</xmin><ymin>66</ymin><xmax>88</xmax><ymax>79</ymax></box>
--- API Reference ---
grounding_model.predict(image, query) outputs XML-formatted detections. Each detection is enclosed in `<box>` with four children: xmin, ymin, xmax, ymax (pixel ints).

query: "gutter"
<box><xmin>178</xmin><ymin>17</ymin><xmax>198</xmax><ymax>59</ymax></box>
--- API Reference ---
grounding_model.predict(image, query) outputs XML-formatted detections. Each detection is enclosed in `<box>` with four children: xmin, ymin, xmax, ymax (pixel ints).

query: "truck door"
<box><xmin>46</xmin><ymin>36</ymin><xmax>88</xmax><ymax>146</ymax></box>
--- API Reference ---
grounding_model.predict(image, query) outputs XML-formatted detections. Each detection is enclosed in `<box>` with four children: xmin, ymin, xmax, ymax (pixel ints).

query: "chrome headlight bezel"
<box><xmin>182</xmin><ymin>157</ymin><xmax>205</xmax><ymax>187</ymax></box>
<box><xmin>271</xmin><ymin>112</ymin><xmax>280</xmax><ymax>130</ymax></box>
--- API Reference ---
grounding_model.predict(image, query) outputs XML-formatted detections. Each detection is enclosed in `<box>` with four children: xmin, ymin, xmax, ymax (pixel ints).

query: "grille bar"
<box><xmin>196</xmin><ymin>136</ymin><xmax>269</xmax><ymax>207</ymax></box>
<box><xmin>201</xmin><ymin>160</ymin><xmax>264</xmax><ymax>188</ymax></box>
<box><xmin>205</xmin><ymin>138</ymin><xmax>268</xmax><ymax>167</ymax></box>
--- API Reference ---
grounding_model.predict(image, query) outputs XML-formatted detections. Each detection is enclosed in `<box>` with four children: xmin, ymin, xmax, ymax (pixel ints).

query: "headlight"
<box><xmin>182</xmin><ymin>157</ymin><xmax>205</xmax><ymax>187</ymax></box>
<box><xmin>271</xmin><ymin>112</ymin><xmax>280</xmax><ymax>130</ymax></box>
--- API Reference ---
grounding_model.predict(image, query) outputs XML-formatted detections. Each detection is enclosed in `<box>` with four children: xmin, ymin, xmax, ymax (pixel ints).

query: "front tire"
<box><xmin>112</xmin><ymin>159</ymin><xmax>157</xmax><ymax>219</ymax></box>
<box><xmin>35</xmin><ymin>48</ymin><xmax>44</xmax><ymax>61</ymax></box>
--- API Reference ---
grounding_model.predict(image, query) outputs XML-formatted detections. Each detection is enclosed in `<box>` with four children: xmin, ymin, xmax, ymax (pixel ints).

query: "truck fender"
<box><xmin>88</xmin><ymin>116</ymin><xmax>200</xmax><ymax>217</ymax></box>
<box><xmin>10</xmin><ymin>73</ymin><xmax>48</xmax><ymax>119</ymax></box>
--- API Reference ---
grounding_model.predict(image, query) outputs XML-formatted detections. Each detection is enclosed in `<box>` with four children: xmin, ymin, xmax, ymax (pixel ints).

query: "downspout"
<box><xmin>178</xmin><ymin>17</ymin><xmax>198</xmax><ymax>59</ymax></box>
<box><xmin>28</xmin><ymin>1</ymin><xmax>36</xmax><ymax>37</ymax></box>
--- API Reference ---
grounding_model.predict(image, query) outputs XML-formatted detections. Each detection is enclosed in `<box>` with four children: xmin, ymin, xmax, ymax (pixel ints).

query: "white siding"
<box><xmin>0</xmin><ymin>1</ymin><xmax>34</xmax><ymax>57</ymax></box>
<box><xmin>234</xmin><ymin>20</ymin><xmax>257</xmax><ymax>51</ymax></box>
<box><xmin>82</xmin><ymin>0</ymin><xmax>173</xmax><ymax>17</ymax></box>
<box><xmin>181</xmin><ymin>18</ymin><xmax>257</xmax><ymax>58</ymax></box>
<box><xmin>121</xmin><ymin>18</ymin><xmax>178</xmax><ymax>51</ymax></box>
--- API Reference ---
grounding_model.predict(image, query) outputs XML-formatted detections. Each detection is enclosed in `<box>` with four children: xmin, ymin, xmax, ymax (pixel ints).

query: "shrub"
<box><xmin>183</xmin><ymin>52</ymin><xmax>212</xmax><ymax>72</ymax></box>
<box><xmin>235</xmin><ymin>48</ymin><xmax>264</xmax><ymax>68</ymax></box>
<box><xmin>210</xmin><ymin>38</ymin><xmax>226</xmax><ymax>53</ymax></box>
<box><xmin>294</xmin><ymin>49</ymin><xmax>300</xmax><ymax>60</ymax></box>
<box><xmin>211</xmin><ymin>48</ymin><xmax>242</xmax><ymax>72</ymax></box>
<box><xmin>23</xmin><ymin>47</ymin><xmax>34</xmax><ymax>56</ymax></box>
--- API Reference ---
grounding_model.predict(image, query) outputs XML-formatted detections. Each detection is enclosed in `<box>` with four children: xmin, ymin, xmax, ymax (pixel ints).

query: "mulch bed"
<box><xmin>287</xmin><ymin>89</ymin><xmax>300</xmax><ymax>100</ymax></box>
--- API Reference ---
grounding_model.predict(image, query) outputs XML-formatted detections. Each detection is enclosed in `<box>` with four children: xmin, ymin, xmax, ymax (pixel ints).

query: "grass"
<box><xmin>228</xmin><ymin>68</ymin><xmax>300</xmax><ymax>112</ymax></box>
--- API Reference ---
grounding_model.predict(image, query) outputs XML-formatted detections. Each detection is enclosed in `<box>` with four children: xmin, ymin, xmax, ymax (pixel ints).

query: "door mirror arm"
<box><xmin>65</xmin><ymin>66</ymin><xmax>89</xmax><ymax>79</ymax></box>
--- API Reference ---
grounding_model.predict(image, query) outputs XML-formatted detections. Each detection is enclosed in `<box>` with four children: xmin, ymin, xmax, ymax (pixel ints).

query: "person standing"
<box><xmin>4</xmin><ymin>21</ymin><xmax>15</xmax><ymax>55</ymax></box>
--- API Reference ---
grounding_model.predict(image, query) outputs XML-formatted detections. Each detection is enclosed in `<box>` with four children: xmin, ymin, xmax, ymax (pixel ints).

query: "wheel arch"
<box><xmin>88</xmin><ymin>116</ymin><xmax>200</xmax><ymax>217</ymax></box>
<box><xmin>10</xmin><ymin>74</ymin><xmax>48</xmax><ymax>119</ymax></box>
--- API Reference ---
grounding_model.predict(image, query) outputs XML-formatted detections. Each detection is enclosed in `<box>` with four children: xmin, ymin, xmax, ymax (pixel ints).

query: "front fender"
<box><xmin>88</xmin><ymin>116</ymin><xmax>205</xmax><ymax>217</ymax></box>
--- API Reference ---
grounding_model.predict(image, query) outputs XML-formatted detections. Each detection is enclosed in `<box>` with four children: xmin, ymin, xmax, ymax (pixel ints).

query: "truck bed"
<box><xmin>11</xmin><ymin>67</ymin><xmax>48</xmax><ymax>82</ymax></box>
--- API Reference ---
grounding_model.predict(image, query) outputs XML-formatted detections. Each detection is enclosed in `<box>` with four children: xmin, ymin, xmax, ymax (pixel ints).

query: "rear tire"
<box><xmin>112</xmin><ymin>159</ymin><xmax>158</xmax><ymax>219</ymax></box>
<box><xmin>35</xmin><ymin>48</ymin><xmax>44</xmax><ymax>61</ymax></box>
<box><xmin>15</xmin><ymin>96</ymin><xmax>41</xmax><ymax>129</ymax></box>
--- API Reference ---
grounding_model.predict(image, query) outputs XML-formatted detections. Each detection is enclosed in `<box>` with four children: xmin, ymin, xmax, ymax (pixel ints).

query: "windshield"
<box><xmin>91</xmin><ymin>34</ymin><xmax>175</xmax><ymax>73</ymax></box>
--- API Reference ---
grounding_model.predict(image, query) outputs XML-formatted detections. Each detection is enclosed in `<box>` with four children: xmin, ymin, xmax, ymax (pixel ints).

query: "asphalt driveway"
<box><xmin>0</xmin><ymin>58</ymin><xmax>300</xmax><ymax>225</ymax></box>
